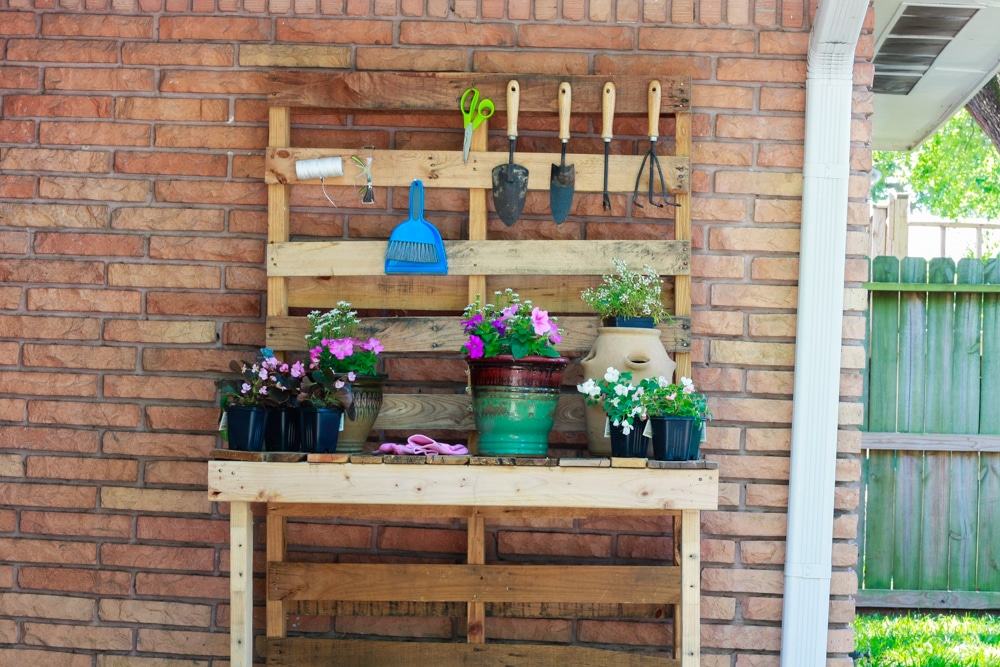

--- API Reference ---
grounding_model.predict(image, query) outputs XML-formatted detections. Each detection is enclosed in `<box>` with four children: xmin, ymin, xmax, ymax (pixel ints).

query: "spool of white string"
<box><xmin>295</xmin><ymin>157</ymin><xmax>343</xmax><ymax>180</ymax></box>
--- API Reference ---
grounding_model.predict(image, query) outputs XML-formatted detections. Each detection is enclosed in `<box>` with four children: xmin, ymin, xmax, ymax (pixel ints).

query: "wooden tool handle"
<box><xmin>647</xmin><ymin>79</ymin><xmax>661</xmax><ymax>139</ymax></box>
<box><xmin>557</xmin><ymin>82</ymin><xmax>571</xmax><ymax>142</ymax></box>
<box><xmin>601</xmin><ymin>82</ymin><xmax>616</xmax><ymax>141</ymax></box>
<box><xmin>506</xmin><ymin>80</ymin><xmax>519</xmax><ymax>139</ymax></box>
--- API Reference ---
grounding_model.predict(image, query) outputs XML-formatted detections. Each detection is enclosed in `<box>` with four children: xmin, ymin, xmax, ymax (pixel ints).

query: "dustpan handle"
<box><xmin>409</xmin><ymin>179</ymin><xmax>423</xmax><ymax>221</ymax></box>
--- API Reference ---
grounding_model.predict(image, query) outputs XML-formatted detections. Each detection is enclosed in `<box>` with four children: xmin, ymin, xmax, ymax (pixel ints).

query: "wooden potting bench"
<box><xmin>208</xmin><ymin>71</ymin><xmax>717</xmax><ymax>666</ymax></box>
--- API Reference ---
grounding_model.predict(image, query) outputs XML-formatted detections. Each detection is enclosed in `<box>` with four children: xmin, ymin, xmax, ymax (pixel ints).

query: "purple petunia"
<box><xmin>466</xmin><ymin>335</ymin><xmax>485</xmax><ymax>359</ymax></box>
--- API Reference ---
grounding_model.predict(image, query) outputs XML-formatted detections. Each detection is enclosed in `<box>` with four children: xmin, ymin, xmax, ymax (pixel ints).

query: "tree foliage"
<box><xmin>872</xmin><ymin>109</ymin><xmax>1000</xmax><ymax>220</ymax></box>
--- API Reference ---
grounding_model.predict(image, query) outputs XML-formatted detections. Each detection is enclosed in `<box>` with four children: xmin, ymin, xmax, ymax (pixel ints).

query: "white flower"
<box><xmin>681</xmin><ymin>376</ymin><xmax>695</xmax><ymax>394</ymax></box>
<box><xmin>619</xmin><ymin>419</ymin><xmax>633</xmax><ymax>435</ymax></box>
<box><xmin>604</xmin><ymin>367</ymin><xmax>620</xmax><ymax>382</ymax></box>
<box><xmin>613</xmin><ymin>383</ymin><xmax>630</xmax><ymax>396</ymax></box>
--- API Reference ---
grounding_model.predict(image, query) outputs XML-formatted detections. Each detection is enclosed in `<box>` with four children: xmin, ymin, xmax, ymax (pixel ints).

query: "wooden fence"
<box><xmin>859</xmin><ymin>255</ymin><xmax>1000</xmax><ymax>609</ymax></box>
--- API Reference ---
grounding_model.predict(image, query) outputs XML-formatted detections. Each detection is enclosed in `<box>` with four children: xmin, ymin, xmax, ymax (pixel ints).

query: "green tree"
<box><xmin>872</xmin><ymin>109</ymin><xmax>1000</xmax><ymax>220</ymax></box>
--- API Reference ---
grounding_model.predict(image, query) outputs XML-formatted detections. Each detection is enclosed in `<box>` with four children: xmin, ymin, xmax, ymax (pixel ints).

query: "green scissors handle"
<box><xmin>461</xmin><ymin>88</ymin><xmax>495</xmax><ymax>131</ymax></box>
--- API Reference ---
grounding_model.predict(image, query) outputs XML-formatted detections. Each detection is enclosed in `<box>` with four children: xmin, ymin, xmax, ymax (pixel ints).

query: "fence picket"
<box><xmin>983</xmin><ymin>259</ymin><xmax>1000</xmax><ymax>436</ymax></box>
<box><xmin>944</xmin><ymin>260</ymin><xmax>987</xmax><ymax>591</ymax></box>
<box><xmin>864</xmin><ymin>256</ymin><xmax>900</xmax><ymax>589</ymax></box>
<box><xmin>978</xmin><ymin>455</ymin><xmax>1000</xmax><ymax>591</ymax></box>
<box><xmin>918</xmin><ymin>259</ymin><xmax>956</xmax><ymax>591</ymax></box>
<box><xmin>898</xmin><ymin>257</ymin><xmax>927</xmax><ymax>433</ymax></box>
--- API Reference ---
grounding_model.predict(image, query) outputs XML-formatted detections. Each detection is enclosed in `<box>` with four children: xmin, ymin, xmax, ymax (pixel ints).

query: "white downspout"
<box><xmin>781</xmin><ymin>1</ymin><xmax>868</xmax><ymax>665</ymax></box>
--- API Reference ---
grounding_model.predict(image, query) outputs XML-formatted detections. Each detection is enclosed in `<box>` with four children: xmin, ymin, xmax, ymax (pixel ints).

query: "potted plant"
<box><xmin>305</xmin><ymin>302</ymin><xmax>385</xmax><ymax>453</ymax></box>
<box><xmin>638</xmin><ymin>375</ymin><xmax>711</xmax><ymax>461</ymax></box>
<box><xmin>580</xmin><ymin>259</ymin><xmax>676</xmax><ymax>456</ymax></box>
<box><xmin>461</xmin><ymin>289</ymin><xmax>569</xmax><ymax>456</ymax></box>
<box><xmin>581</xmin><ymin>258</ymin><xmax>669</xmax><ymax>327</ymax></box>
<box><xmin>296</xmin><ymin>368</ymin><xmax>356</xmax><ymax>453</ymax></box>
<box><xmin>215</xmin><ymin>352</ymin><xmax>298</xmax><ymax>452</ymax></box>
<box><xmin>577</xmin><ymin>367</ymin><xmax>650</xmax><ymax>458</ymax></box>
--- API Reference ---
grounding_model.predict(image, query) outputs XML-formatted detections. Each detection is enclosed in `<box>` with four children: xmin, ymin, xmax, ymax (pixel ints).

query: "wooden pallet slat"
<box><xmin>268</xmin><ymin>239</ymin><xmax>691</xmax><ymax>278</ymax></box>
<box><xmin>266</xmin><ymin>638</ymin><xmax>680</xmax><ymax>667</ymax></box>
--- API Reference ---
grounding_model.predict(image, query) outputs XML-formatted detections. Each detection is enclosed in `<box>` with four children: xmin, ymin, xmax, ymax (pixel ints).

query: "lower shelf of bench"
<box><xmin>211</xmin><ymin>459</ymin><xmax>717</xmax><ymax>667</ymax></box>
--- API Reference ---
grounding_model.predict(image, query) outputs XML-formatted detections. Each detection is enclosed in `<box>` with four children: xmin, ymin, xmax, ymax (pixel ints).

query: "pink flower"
<box><xmin>466</xmin><ymin>335</ymin><xmax>485</xmax><ymax>359</ymax></box>
<box><xmin>259</xmin><ymin>368</ymin><xmax>269</xmax><ymax>380</ymax></box>
<box><xmin>327</xmin><ymin>338</ymin><xmax>354</xmax><ymax>360</ymax></box>
<box><xmin>347</xmin><ymin>371</ymin><xmax>356</xmax><ymax>381</ymax></box>
<box><xmin>549</xmin><ymin>330</ymin><xmax>562</xmax><ymax>344</ymax></box>
<box><xmin>280</xmin><ymin>363</ymin><xmax>289</xmax><ymax>373</ymax></box>
<box><xmin>362</xmin><ymin>337</ymin><xmax>383</xmax><ymax>354</ymax></box>
<box><xmin>530</xmin><ymin>307</ymin><xmax>553</xmax><ymax>335</ymax></box>
<box><xmin>290</xmin><ymin>361</ymin><xmax>305</xmax><ymax>378</ymax></box>
<box><xmin>241</xmin><ymin>383</ymin><xmax>252</xmax><ymax>394</ymax></box>
<box><xmin>258</xmin><ymin>387</ymin><xmax>267</xmax><ymax>395</ymax></box>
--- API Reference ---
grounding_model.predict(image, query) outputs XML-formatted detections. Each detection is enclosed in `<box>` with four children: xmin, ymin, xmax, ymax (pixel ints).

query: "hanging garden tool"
<box><xmin>549</xmin><ymin>82</ymin><xmax>575</xmax><ymax>224</ymax></box>
<box><xmin>384</xmin><ymin>179</ymin><xmax>448</xmax><ymax>275</ymax></box>
<box><xmin>601</xmin><ymin>81</ymin><xmax>616</xmax><ymax>212</ymax></box>
<box><xmin>492</xmin><ymin>80</ymin><xmax>529</xmax><ymax>227</ymax></box>
<box><xmin>460</xmin><ymin>87</ymin><xmax>495</xmax><ymax>163</ymax></box>
<box><xmin>632</xmin><ymin>80</ymin><xmax>679</xmax><ymax>209</ymax></box>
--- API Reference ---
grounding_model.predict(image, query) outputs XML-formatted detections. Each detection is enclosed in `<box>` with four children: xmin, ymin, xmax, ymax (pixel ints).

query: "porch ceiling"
<box><xmin>872</xmin><ymin>0</ymin><xmax>1000</xmax><ymax>151</ymax></box>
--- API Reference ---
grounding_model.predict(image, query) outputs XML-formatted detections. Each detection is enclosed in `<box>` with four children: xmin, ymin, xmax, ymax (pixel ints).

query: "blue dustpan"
<box><xmin>385</xmin><ymin>180</ymin><xmax>448</xmax><ymax>275</ymax></box>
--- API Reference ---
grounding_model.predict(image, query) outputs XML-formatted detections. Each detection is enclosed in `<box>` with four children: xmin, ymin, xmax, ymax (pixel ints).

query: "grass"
<box><xmin>854</xmin><ymin>613</ymin><xmax>1000</xmax><ymax>667</ymax></box>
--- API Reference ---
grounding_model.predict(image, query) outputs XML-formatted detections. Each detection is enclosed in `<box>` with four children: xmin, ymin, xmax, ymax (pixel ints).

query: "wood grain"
<box><xmin>266</xmin><ymin>638</ymin><xmax>680</xmax><ymax>667</ymax></box>
<box><xmin>267</xmin><ymin>71</ymin><xmax>691</xmax><ymax>114</ymax></box>
<box><xmin>268</xmin><ymin>239</ymin><xmax>690</xmax><ymax>277</ymax></box>
<box><xmin>267</xmin><ymin>147</ymin><xmax>688</xmax><ymax>193</ymax></box>
<box><xmin>209</xmin><ymin>461</ymin><xmax>720</xmax><ymax>510</ymax></box>
<box><xmin>268</xmin><ymin>562</ymin><xmax>681</xmax><ymax>603</ymax></box>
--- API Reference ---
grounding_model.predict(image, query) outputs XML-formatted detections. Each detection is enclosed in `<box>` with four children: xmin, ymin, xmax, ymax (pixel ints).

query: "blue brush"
<box><xmin>385</xmin><ymin>179</ymin><xmax>448</xmax><ymax>275</ymax></box>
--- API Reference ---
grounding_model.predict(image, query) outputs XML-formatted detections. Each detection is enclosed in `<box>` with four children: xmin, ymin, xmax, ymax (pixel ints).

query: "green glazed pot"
<box><xmin>467</xmin><ymin>355</ymin><xmax>569</xmax><ymax>457</ymax></box>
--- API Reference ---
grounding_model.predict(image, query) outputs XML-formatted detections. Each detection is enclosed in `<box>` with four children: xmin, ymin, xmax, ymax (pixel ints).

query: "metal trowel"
<box><xmin>491</xmin><ymin>80</ymin><xmax>529</xmax><ymax>227</ymax></box>
<box><xmin>549</xmin><ymin>81</ymin><xmax>574</xmax><ymax>225</ymax></box>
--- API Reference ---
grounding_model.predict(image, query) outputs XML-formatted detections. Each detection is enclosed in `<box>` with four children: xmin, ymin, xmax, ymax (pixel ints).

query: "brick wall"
<box><xmin>0</xmin><ymin>2</ymin><xmax>872</xmax><ymax>665</ymax></box>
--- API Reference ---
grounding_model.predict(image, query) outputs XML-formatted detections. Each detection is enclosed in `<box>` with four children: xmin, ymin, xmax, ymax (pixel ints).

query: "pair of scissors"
<box><xmin>461</xmin><ymin>87</ymin><xmax>495</xmax><ymax>163</ymax></box>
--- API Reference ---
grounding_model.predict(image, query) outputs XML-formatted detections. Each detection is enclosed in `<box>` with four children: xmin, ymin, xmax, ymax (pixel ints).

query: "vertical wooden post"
<box><xmin>266</xmin><ymin>510</ymin><xmax>288</xmax><ymax>639</ymax></box>
<box><xmin>467</xmin><ymin>120</ymin><xmax>489</xmax><ymax>454</ymax></box>
<box><xmin>679</xmin><ymin>509</ymin><xmax>701</xmax><ymax>667</ymax></box>
<box><xmin>268</xmin><ymin>106</ymin><xmax>292</xmax><ymax>324</ymax></box>
<box><xmin>673</xmin><ymin>111</ymin><xmax>692</xmax><ymax>382</ymax></box>
<box><xmin>466</xmin><ymin>513</ymin><xmax>486</xmax><ymax>643</ymax></box>
<box><xmin>889</xmin><ymin>192</ymin><xmax>909</xmax><ymax>259</ymax></box>
<box><xmin>230</xmin><ymin>501</ymin><xmax>255</xmax><ymax>667</ymax></box>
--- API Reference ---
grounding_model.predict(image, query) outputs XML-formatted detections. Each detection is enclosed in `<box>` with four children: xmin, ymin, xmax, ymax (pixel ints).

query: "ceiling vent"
<box><xmin>873</xmin><ymin>4</ymin><xmax>979</xmax><ymax>95</ymax></box>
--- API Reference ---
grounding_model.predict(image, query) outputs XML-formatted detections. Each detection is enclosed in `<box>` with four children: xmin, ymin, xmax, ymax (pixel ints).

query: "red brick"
<box><xmin>41</xmin><ymin>176</ymin><xmax>150</xmax><ymax>203</ymax></box>
<box><xmin>225</xmin><ymin>266</ymin><xmax>267</xmax><ymax>291</ymax></box>
<box><xmin>142</xmin><ymin>459</ymin><xmax>206</xmax><ymax>486</ymax></box>
<box><xmin>0</xmin><ymin>202</ymin><xmax>106</xmax><ymax>229</ymax></box>
<box><xmin>0</xmin><ymin>287</ymin><xmax>22</xmax><ymax>310</ymax></box>
<box><xmin>142</xmin><ymin>348</ymin><xmax>244</xmax><ymax>374</ymax></box>
<box><xmin>0</xmin><ymin>535</ymin><xmax>97</xmax><ymax>566</ymax></box>
<box><xmin>123</xmin><ymin>42</ymin><xmax>234</xmax><ymax>66</ymax></box>
<box><xmin>108</xmin><ymin>263</ymin><xmax>221</xmax><ymax>289</ymax></box>
<box><xmin>111</xmin><ymin>206</ymin><xmax>224</xmax><ymax>232</ymax></box>
<box><xmin>149</xmin><ymin>235</ymin><xmax>264</xmax><ymax>263</ymax></box>
<box><xmin>286</xmin><ymin>522</ymin><xmax>372</xmax><ymax>549</ymax></box>
<box><xmin>760</xmin><ymin>87</ymin><xmax>806</xmax><ymax>112</ymax></box>
<box><xmin>160</xmin><ymin>15</ymin><xmax>270</xmax><ymax>40</ymax></box>
<box><xmin>473</xmin><ymin>51</ymin><xmax>590</xmax><ymax>76</ymax></box>
<box><xmin>577</xmin><ymin>618</ymin><xmax>674</xmax><ymax>647</ymax></box>
<box><xmin>146</xmin><ymin>291</ymin><xmax>260</xmax><ymax>318</ymax></box>
<box><xmin>519</xmin><ymin>24</ymin><xmax>631</xmax><ymax>49</ymax></box>
<box><xmin>27</xmin><ymin>288</ymin><xmax>142</xmax><ymax>314</ymax></box>
<box><xmin>0</xmin><ymin>231</ymin><xmax>29</xmax><ymax>254</ymax></box>
<box><xmin>1</xmin><ymin>147</ymin><xmax>110</xmax><ymax>173</ymax></box>
<box><xmin>28</xmin><ymin>400</ymin><xmax>141</xmax><ymax>428</ymax></box>
<box><xmin>0</xmin><ymin>648</ymin><xmax>93</xmax><ymax>667</ymax></box>
<box><xmin>3</xmin><ymin>94</ymin><xmax>112</xmax><ymax>119</ymax></box>
<box><xmin>0</xmin><ymin>371</ymin><xmax>97</xmax><ymax>398</ymax></box>
<box><xmin>114</xmin><ymin>151</ymin><xmax>228</xmax><ymax>178</ymax></box>
<box><xmin>135</xmin><ymin>572</ymin><xmax>229</xmax><ymax>601</ymax></box>
<box><xmin>7</xmin><ymin>39</ymin><xmax>118</xmax><ymax>63</ymax></box>
<box><xmin>377</xmin><ymin>526</ymin><xmax>466</xmax><ymax>554</ymax></box>
<box><xmin>42</xmin><ymin>13</ymin><xmax>152</xmax><ymax>38</ymax></box>
<box><xmin>105</xmin><ymin>375</ymin><xmax>216</xmax><ymax>402</ymax></box>
<box><xmin>23</xmin><ymin>344</ymin><xmax>136</xmax><ymax>370</ymax></box>
<box><xmin>100</xmin><ymin>598</ymin><xmax>212</xmax><ymax>627</ymax></box>
<box><xmin>0</xmin><ymin>12</ymin><xmax>37</xmax><ymax>36</ymax></box>
<box><xmin>0</xmin><ymin>175</ymin><xmax>35</xmax><ymax>199</ymax></box>
<box><xmin>155</xmin><ymin>179</ymin><xmax>267</xmax><ymax>206</ymax></box>
<box><xmin>1</xmin><ymin>259</ymin><xmax>103</xmax><ymax>284</ymax></box>
<box><xmin>101</xmin><ymin>486</ymin><xmax>212</xmax><ymax>515</ymax></box>
<box><xmin>704</xmin><ymin>623</ymin><xmax>781</xmax><ymax>651</ymax></box>
<box><xmin>20</xmin><ymin>510</ymin><xmax>132</xmax><ymax>538</ymax></box>
<box><xmin>44</xmin><ymin>67</ymin><xmax>155</xmax><ymax>93</ymax></box>
<box><xmin>638</xmin><ymin>27</ymin><xmax>754</xmax><ymax>52</ymax></box>
<box><xmin>760</xmin><ymin>31</ymin><xmax>808</xmax><ymax>56</ymax></box>
<box><xmin>0</xmin><ymin>66</ymin><xmax>39</xmax><ymax>90</ymax></box>
<box><xmin>498</xmin><ymin>530</ymin><xmax>612</xmax><ymax>558</ymax></box>
<box><xmin>718</xmin><ymin>58</ymin><xmax>806</xmax><ymax>83</ymax></box>
<box><xmin>144</xmin><ymin>406</ymin><xmax>220</xmax><ymax>432</ymax></box>
<box><xmin>101</xmin><ymin>543</ymin><xmax>215</xmax><ymax>571</ymax></box>
<box><xmin>717</xmin><ymin>115</ymin><xmax>804</xmax><ymax>141</ymax></box>
<box><xmin>26</xmin><ymin>456</ymin><xmax>138</xmax><ymax>483</ymax></box>
<box><xmin>758</xmin><ymin>143</ymin><xmax>804</xmax><ymax>168</ymax></box>
<box><xmin>159</xmin><ymin>70</ymin><xmax>269</xmax><ymax>96</ymax></box>
<box><xmin>0</xmin><ymin>342</ymin><xmax>16</xmax><ymax>365</ymax></box>
<box><xmin>33</xmin><ymin>232</ymin><xmax>143</xmax><ymax>257</ymax></box>
<box><xmin>23</xmin><ymin>622</ymin><xmax>131</xmax><ymax>651</ymax></box>
<box><xmin>0</xmin><ymin>426</ymin><xmax>100</xmax><ymax>454</ymax></box>
<box><xmin>102</xmin><ymin>431</ymin><xmax>216</xmax><ymax>458</ymax></box>
<box><xmin>104</xmin><ymin>319</ymin><xmax>218</xmax><ymax>345</ymax></box>
<box><xmin>223</xmin><ymin>322</ymin><xmax>266</xmax><ymax>347</ymax></box>
<box><xmin>278</xmin><ymin>18</ymin><xmax>393</xmax><ymax>44</ymax></box>
<box><xmin>138</xmin><ymin>516</ymin><xmax>228</xmax><ymax>544</ymax></box>
<box><xmin>40</xmin><ymin>120</ymin><xmax>151</xmax><ymax>147</ymax></box>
